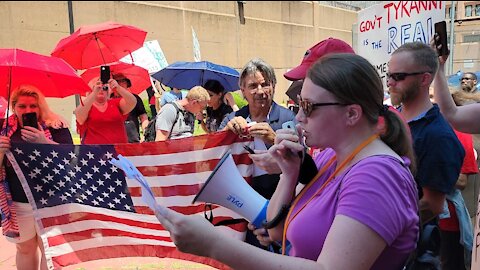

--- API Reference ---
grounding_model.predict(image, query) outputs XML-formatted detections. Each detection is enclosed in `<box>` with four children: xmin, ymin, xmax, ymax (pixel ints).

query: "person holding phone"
<box><xmin>75</xmin><ymin>75</ymin><xmax>136</xmax><ymax>144</ymax></box>
<box><xmin>0</xmin><ymin>85</ymin><xmax>73</xmax><ymax>270</ymax></box>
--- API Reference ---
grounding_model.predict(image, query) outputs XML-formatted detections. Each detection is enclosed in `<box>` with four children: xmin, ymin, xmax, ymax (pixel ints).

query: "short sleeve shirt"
<box><xmin>287</xmin><ymin>149</ymin><xmax>419</xmax><ymax>269</ymax></box>
<box><xmin>78</xmin><ymin>98</ymin><xmax>128</xmax><ymax>144</ymax></box>
<box><xmin>155</xmin><ymin>102</ymin><xmax>194</xmax><ymax>139</ymax></box>
<box><xmin>408</xmin><ymin>104</ymin><xmax>465</xmax><ymax>196</ymax></box>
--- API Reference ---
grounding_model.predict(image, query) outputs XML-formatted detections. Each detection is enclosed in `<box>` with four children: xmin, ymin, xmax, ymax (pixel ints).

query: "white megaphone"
<box><xmin>192</xmin><ymin>150</ymin><xmax>268</xmax><ymax>228</ymax></box>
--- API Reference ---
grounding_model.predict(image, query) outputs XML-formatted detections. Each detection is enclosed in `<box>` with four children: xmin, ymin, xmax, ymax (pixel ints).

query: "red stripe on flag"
<box><xmin>52</xmin><ymin>244</ymin><xmax>232</xmax><ymax>270</ymax></box>
<box><xmin>129</xmin><ymin>184</ymin><xmax>200</xmax><ymax>197</ymax></box>
<box><xmin>135</xmin><ymin>204</ymin><xmax>218</xmax><ymax>215</ymax></box>
<box><xmin>135</xmin><ymin>153</ymin><xmax>252</xmax><ymax>177</ymax></box>
<box><xmin>114</xmin><ymin>131</ymin><xmax>251</xmax><ymax>156</ymax></box>
<box><xmin>47</xmin><ymin>228</ymin><xmax>172</xmax><ymax>247</ymax></box>
<box><xmin>41</xmin><ymin>212</ymin><xmax>163</xmax><ymax>230</ymax></box>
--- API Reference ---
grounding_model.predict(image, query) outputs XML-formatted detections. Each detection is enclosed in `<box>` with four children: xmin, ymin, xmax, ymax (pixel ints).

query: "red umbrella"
<box><xmin>80</xmin><ymin>62</ymin><xmax>151</xmax><ymax>95</ymax></box>
<box><xmin>51</xmin><ymin>21</ymin><xmax>147</xmax><ymax>70</ymax></box>
<box><xmin>0</xmin><ymin>48</ymin><xmax>91</xmax><ymax>99</ymax></box>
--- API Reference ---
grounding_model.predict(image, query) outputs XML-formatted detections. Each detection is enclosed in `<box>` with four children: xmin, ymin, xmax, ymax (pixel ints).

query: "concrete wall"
<box><xmin>0</xmin><ymin>1</ymin><xmax>356</xmax><ymax>132</ymax></box>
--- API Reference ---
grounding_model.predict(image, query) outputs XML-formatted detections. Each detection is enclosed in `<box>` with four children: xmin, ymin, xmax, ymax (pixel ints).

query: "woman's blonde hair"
<box><xmin>10</xmin><ymin>85</ymin><xmax>68</xmax><ymax>128</ymax></box>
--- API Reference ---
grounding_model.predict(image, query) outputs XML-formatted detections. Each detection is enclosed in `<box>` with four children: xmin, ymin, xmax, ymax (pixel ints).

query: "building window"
<box><xmin>476</xmin><ymin>4</ymin><xmax>480</xmax><ymax>16</ymax></box>
<box><xmin>464</xmin><ymin>34</ymin><xmax>480</xmax><ymax>43</ymax></box>
<box><xmin>447</xmin><ymin>7</ymin><xmax>451</xmax><ymax>18</ymax></box>
<box><xmin>465</xmin><ymin>5</ymin><xmax>472</xmax><ymax>17</ymax></box>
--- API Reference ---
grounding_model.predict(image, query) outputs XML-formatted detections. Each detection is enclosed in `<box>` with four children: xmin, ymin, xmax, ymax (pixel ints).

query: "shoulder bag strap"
<box><xmin>167</xmin><ymin>102</ymin><xmax>181</xmax><ymax>139</ymax></box>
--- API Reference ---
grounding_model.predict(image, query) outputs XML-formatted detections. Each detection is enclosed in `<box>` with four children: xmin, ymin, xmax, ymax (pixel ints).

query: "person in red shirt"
<box><xmin>75</xmin><ymin>77</ymin><xmax>136</xmax><ymax>144</ymax></box>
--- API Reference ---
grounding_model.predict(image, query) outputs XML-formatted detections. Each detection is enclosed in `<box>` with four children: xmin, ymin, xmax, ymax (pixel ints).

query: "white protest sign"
<box><xmin>192</xmin><ymin>26</ymin><xmax>201</xmax><ymax>62</ymax></box>
<box><xmin>357</xmin><ymin>1</ymin><xmax>445</xmax><ymax>88</ymax></box>
<box><xmin>120</xmin><ymin>40</ymin><xmax>168</xmax><ymax>74</ymax></box>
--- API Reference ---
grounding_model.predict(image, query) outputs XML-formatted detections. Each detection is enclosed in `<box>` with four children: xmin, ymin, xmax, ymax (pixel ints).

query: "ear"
<box><xmin>345</xmin><ymin>104</ymin><xmax>362</xmax><ymax>126</ymax></box>
<box><xmin>420</xmin><ymin>72</ymin><xmax>434</xmax><ymax>87</ymax></box>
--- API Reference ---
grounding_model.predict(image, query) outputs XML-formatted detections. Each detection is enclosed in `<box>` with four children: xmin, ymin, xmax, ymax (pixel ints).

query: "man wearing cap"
<box><xmin>112</xmin><ymin>74</ymin><xmax>149</xmax><ymax>143</ymax></box>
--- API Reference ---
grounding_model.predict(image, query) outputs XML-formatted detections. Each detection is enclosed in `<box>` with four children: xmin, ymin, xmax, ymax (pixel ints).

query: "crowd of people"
<box><xmin>1</xmin><ymin>31</ymin><xmax>479</xmax><ymax>270</ymax></box>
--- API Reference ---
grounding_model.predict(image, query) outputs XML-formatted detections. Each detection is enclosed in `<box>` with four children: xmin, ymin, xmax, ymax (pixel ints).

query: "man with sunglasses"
<box><xmin>459</xmin><ymin>72</ymin><xmax>478</xmax><ymax>93</ymax></box>
<box><xmin>388</xmin><ymin>42</ymin><xmax>465</xmax><ymax>269</ymax></box>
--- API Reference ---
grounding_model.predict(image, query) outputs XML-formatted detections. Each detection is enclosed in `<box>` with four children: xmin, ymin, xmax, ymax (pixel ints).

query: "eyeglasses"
<box><xmin>247</xmin><ymin>82</ymin><xmax>271</xmax><ymax>93</ymax></box>
<box><xmin>297</xmin><ymin>95</ymin><xmax>347</xmax><ymax>117</ymax></box>
<box><xmin>386</xmin><ymin>71</ymin><xmax>431</xmax><ymax>81</ymax></box>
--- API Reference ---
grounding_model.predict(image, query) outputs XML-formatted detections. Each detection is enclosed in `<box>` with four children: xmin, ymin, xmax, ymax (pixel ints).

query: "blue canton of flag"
<box><xmin>11</xmin><ymin>143</ymin><xmax>134</xmax><ymax>212</ymax></box>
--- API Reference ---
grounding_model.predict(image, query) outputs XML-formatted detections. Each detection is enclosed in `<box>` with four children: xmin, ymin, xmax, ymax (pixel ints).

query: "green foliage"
<box><xmin>231</xmin><ymin>91</ymin><xmax>248</xmax><ymax>108</ymax></box>
<box><xmin>142</xmin><ymin>98</ymin><xmax>152</xmax><ymax>119</ymax></box>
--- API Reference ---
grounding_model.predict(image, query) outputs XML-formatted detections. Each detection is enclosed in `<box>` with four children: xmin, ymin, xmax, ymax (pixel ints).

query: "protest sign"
<box><xmin>357</xmin><ymin>1</ymin><xmax>445</xmax><ymax>88</ymax></box>
<box><xmin>121</xmin><ymin>40</ymin><xmax>168</xmax><ymax>74</ymax></box>
<box><xmin>192</xmin><ymin>26</ymin><xmax>201</xmax><ymax>62</ymax></box>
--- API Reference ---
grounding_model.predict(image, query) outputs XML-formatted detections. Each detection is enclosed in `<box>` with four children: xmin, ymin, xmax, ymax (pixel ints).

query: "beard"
<box><xmin>389</xmin><ymin>81</ymin><xmax>420</xmax><ymax>106</ymax></box>
<box><xmin>461</xmin><ymin>83</ymin><xmax>473</xmax><ymax>92</ymax></box>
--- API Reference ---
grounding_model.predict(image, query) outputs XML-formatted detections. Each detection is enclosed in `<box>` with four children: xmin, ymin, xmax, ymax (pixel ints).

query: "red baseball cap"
<box><xmin>284</xmin><ymin>38</ymin><xmax>355</xmax><ymax>81</ymax></box>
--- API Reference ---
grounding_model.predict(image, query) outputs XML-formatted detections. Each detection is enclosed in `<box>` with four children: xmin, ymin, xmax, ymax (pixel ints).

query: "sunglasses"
<box><xmin>460</xmin><ymin>77</ymin><xmax>474</xmax><ymax>81</ymax></box>
<box><xmin>297</xmin><ymin>95</ymin><xmax>347</xmax><ymax>117</ymax></box>
<box><xmin>386</xmin><ymin>71</ymin><xmax>431</xmax><ymax>81</ymax></box>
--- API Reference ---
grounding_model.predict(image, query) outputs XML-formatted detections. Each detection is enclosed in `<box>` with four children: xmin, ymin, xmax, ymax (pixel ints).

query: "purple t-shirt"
<box><xmin>288</xmin><ymin>149</ymin><xmax>419</xmax><ymax>269</ymax></box>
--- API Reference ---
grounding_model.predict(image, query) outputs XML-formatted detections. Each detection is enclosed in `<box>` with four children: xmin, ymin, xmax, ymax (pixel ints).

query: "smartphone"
<box><xmin>100</xmin><ymin>65</ymin><xmax>110</xmax><ymax>85</ymax></box>
<box><xmin>22</xmin><ymin>112</ymin><xmax>38</xmax><ymax>128</ymax></box>
<box><xmin>243</xmin><ymin>145</ymin><xmax>255</xmax><ymax>154</ymax></box>
<box><xmin>434</xmin><ymin>21</ymin><xmax>448</xmax><ymax>56</ymax></box>
<box><xmin>282</xmin><ymin>121</ymin><xmax>296</xmax><ymax>131</ymax></box>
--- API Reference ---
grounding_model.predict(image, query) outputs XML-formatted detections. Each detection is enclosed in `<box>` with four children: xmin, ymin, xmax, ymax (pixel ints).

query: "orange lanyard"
<box><xmin>281</xmin><ymin>134</ymin><xmax>379</xmax><ymax>255</ymax></box>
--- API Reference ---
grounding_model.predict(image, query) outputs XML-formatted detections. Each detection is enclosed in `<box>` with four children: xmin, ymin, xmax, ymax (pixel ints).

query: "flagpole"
<box><xmin>68</xmin><ymin>1</ymin><xmax>80</xmax><ymax>108</ymax></box>
<box><xmin>448</xmin><ymin>1</ymin><xmax>456</xmax><ymax>76</ymax></box>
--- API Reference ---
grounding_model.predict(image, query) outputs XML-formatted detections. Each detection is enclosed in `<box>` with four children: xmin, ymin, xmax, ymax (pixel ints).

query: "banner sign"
<box><xmin>192</xmin><ymin>27</ymin><xmax>201</xmax><ymax>62</ymax></box>
<box><xmin>121</xmin><ymin>40</ymin><xmax>169</xmax><ymax>75</ymax></box>
<box><xmin>357</xmin><ymin>1</ymin><xmax>445</xmax><ymax>88</ymax></box>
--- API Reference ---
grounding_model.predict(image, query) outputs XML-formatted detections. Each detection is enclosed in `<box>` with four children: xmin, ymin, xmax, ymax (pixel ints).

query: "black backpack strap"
<box><xmin>167</xmin><ymin>102</ymin><xmax>180</xmax><ymax>139</ymax></box>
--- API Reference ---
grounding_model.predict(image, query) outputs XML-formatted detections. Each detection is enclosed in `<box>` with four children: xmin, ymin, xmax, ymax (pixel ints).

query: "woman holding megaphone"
<box><xmin>155</xmin><ymin>54</ymin><xmax>419</xmax><ymax>270</ymax></box>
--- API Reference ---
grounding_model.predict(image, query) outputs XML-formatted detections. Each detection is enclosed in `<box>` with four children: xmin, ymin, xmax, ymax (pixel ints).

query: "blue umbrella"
<box><xmin>447</xmin><ymin>70</ymin><xmax>480</xmax><ymax>89</ymax></box>
<box><xmin>152</xmin><ymin>61</ymin><xmax>240</xmax><ymax>92</ymax></box>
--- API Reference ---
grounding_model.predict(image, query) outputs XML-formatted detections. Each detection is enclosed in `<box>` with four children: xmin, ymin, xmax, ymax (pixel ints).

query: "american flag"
<box><xmin>7</xmin><ymin>131</ymin><xmax>253</xmax><ymax>270</ymax></box>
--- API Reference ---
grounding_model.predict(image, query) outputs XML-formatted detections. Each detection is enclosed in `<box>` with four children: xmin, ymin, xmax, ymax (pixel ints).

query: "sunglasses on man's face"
<box><xmin>386</xmin><ymin>71</ymin><xmax>431</xmax><ymax>81</ymax></box>
<box><xmin>297</xmin><ymin>95</ymin><xmax>347</xmax><ymax>117</ymax></box>
<box><xmin>460</xmin><ymin>77</ymin><xmax>474</xmax><ymax>81</ymax></box>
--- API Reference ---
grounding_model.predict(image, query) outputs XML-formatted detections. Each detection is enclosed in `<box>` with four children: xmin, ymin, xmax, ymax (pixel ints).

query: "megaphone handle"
<box><xmin>262</xmin><ymin>204</ymin><xmax>290</xmax><ymax>229</ymax></box>
<box><xmin>204</xmin><ymin>204</ymin><xmax>214</xmax><ymax>223</ymax></box>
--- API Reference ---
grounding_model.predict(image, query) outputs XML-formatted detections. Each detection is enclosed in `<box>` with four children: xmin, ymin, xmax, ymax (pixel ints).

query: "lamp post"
<box><xmin>448</xmin><ymin>1</ymin><xmax>456</xmax><ymax>76</ymax></box>
<box><xmin>67</xmin><ymin>1</ymin><xmax>80</xmax><ymax>107</ymax></box>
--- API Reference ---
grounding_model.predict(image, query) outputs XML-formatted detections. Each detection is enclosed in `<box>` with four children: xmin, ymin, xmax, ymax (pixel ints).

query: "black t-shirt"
<box><xmin>126</xmin><ymin>94</ymin><xmax>147</xmax><ymax>131</ymax></box>
<box><xmin>4</xmin><ymin>125</ymin><xmax>73</xmax><ymax>202</ymax></box>
<box><xmin>205</xmin><ymin>103</ymin><xmax>233</xmax><ymax>132</ymax></box>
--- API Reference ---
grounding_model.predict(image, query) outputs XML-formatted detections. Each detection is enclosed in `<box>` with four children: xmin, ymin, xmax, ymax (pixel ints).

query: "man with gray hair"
<box><xmin>219</xmin><ymin>58</ymin><xmax>296</xmax><ymax>250</ymax></box>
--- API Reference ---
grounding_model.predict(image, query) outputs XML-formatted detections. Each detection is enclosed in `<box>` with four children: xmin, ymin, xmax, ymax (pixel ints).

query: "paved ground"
<box><xmin>0</xmin><ymin>235</ymin><xmax>216</xmax><ymax>270</ymax></box>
